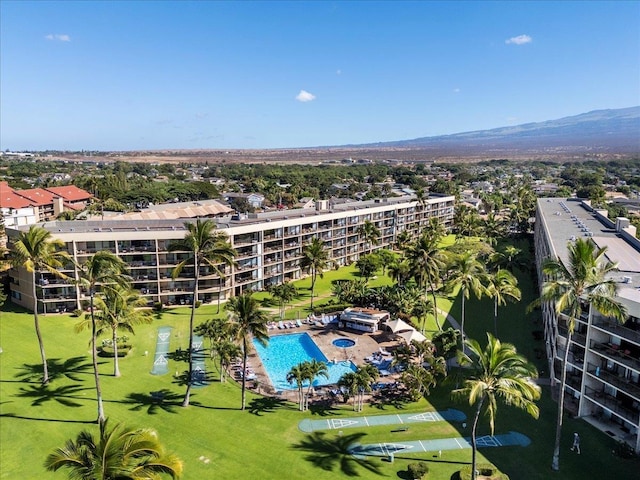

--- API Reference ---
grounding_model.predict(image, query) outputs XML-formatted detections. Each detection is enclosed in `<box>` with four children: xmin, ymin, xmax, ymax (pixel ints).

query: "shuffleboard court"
<box><xmin>191</xmin><ymin>335</ymin><xmax>208</xmax><ymax>387</ymax></box>
<box><xmin>349</xmin><ymin>431</ymin><xmax>531</xmax><ymax>458</ymax></box>
<box><xmin>150</xmin><ymin>326</ymin><xmax>172</xmax><ymax>375</ymax></box>
<box><xmin>298</xmin><ymin>409</ymin><xmax>466</xmax><ymax>433</ymax></box>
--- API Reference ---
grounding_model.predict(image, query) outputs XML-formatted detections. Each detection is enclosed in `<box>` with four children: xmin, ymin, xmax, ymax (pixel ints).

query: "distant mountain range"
<box><xmin>359</xmin><ymin>106</ymin><xmax>640</xmax><ymax>155</ymax></box>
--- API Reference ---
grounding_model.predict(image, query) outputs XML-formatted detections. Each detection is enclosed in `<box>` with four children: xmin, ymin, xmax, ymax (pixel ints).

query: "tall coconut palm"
<box><xmin>486</xmin><ymin>269</ymin><xmax>521</xmax><ymax>336</ymax></box>
<box><xmin>217</xmin><ymin>340</ymin><xmax>242</xmax><ymax>383</ymax></box>
<box><xmin>75</xmin><ymin>285</ymin><xmax>151</xmax><ymax>377</ymax></box>
<box><xmin>287</xmin><ymin>364</ymin><xmax>307</xmax><ymax>411</ymax></box>
<box><xmin>226</xmin><ymin>293</ymin><xmax>270</xmax><ymax>410</ymax></box>
<box><xmin>75</xmin><ymin>251</ymin><xmax>129</xmax><ymax>424</ymax></box>
<box><xmin>453</xmin><ymin>334</ymin><xmax>540</xmax><ymax>480</ymax></box>
<box><xmin>303</xmin><ymin>359</ymin><xmax>329</xmax><ymax>410</ymax></box>
<box><xmin>446</xmin><ymin>251</ymin><xmax>487</xmax><ymax>340</ymax></box>
<box><xmin>44</xmin><ymin>419</ymin><xmax>183</xmax><ymax>479</ymax></box>
<box><xmin>10</xmin><ymin>225</ymin><xmax>70</xmax><ymax>385</ymax></box>
<box><xmin>354</xmin><ymin>364</ymin><xmax>379</xmax><ymax>412</ymax></box>
<box><xmin>169</xmin><ymin>219</ymin><xmax>236</xmax><ymax>407</ymax></box>
<box><xmin>300</xmin><ymin>237</ymin><xmax>329</xmax><ymax>309</ymax></box>
<box><xmin>535</xmin><ymin>238</ymin><xmax>627</xmax><ymax>472</ymax></box>
<box><xmin>357</xmin><ymin>220</ymin><xmax>380</xmax><ymax>254</ymax></box>
<box><xmin>408</xmin><ymin>231</ymin><xmax>447</xmax><ymax>331</ymax></box>
<box><xmin>337</xmin><ymin>371</ymin><xmax>359</xmax><ymax>411</ymax></box>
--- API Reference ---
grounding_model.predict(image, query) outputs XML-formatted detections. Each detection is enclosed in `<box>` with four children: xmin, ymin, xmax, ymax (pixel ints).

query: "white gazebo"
<box><xmin>382</xmin><ymin>318</ymin><xmax>414</xmax><ymax>333</ymax></box>
<box><xmin>397</xmin><ymin>329</ymin><xmax>427</xmax><ymax>344</ymax></box>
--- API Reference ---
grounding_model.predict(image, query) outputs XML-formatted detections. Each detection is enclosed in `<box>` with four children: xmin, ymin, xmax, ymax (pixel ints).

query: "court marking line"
<box><xmin>418</xmin><ymin>440</ymin><xmax>426</xmax><ymax>452</ymax></box>
<box><xmin>363</xmin><ymin>416</ymin><xmax>370</xmax><ymax>427</ymax></box>
<box><xmin>454</xmin><ymin>437</ymin><xmax>464</xmax><ymax>449</ymax></box>
<box><xmin>397</xmin><ymin>414</ymin><xmax>404</xmax><ymax>424</ymax></box>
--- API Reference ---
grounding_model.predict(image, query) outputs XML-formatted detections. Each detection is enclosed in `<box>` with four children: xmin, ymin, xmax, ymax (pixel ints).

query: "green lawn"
<box><xmin>1</xmin><ymin>239</ymin><xmax>638</xmax><ymax>478</ymax></box>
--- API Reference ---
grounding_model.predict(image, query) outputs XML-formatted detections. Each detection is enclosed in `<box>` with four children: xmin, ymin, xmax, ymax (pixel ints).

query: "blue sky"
<box><xmin>1</xmin><ymin>1</ymin><xmax>639</xmax><ymax>151</ymax></box>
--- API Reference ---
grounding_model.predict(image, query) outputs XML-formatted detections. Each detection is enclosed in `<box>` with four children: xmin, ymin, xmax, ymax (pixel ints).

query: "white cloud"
<box><xmin>296</xmin><ymin>90</ymin><xmax>316</xmax><ymax>102</ymax></box>
<box><xmin>45</xmin><ymin>34</ymin><xmax>71</xmax><ymax>42</ymax></box>
<box><xmin>505</xmin><ymin>34</ymin><xmax>532</xmax><ymax>45</ymax></box>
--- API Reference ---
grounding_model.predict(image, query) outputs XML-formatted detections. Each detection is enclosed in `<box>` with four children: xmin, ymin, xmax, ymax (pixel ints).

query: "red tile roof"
<box><xmin>15</xmin><ymin>188</ymin><xmax>56</xmax><ymax>206</ymax></box>
<box><xmin>0</xmin><ymin>181</ymin><xmax>34</xmax><ymax>209</ymax></box>
<box><xmin>46</xmin><ymin>185</ymin><xmax>93</xmax><ymax>202</ymax></box>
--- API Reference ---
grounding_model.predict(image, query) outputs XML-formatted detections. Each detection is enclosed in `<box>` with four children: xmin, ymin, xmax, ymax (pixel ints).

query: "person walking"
<box><xmin>570</xmin><ymin>432</ymin><xmax>581</xmax><ymax>454</ymax></box>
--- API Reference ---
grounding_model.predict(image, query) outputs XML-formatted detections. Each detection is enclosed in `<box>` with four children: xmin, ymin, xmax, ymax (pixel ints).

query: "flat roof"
<box><xmin>537</xmin><ymin>197</ymin><xmax>640</xmax><ymax>293</ymax></box>
<box><xmin>7</xmin><ymin>194</ymin><xmax>454</xmax><ymax>235</ymax></box>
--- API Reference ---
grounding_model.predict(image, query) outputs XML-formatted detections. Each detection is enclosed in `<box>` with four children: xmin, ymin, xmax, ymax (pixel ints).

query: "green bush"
<box><xmin>407</xmin><ymin>461</ymin><xmax>429</xmax><ymax>479</ymax></box>
<box><xmin>98</xmin><ymin>344</ymin><xmax>132</xmax><ymax>357</ymax></box>
<box><xmin>72</xmin><ymin>309</ymin><xmax>84</xmax><ymax>317</ymax></box>
<box><xmin>459</xmin><ymin>463</ymin><xmax>508</xmax><ymax>480</ymax></box>
<box><xmin>153</xmin><ymin>302</ymin><xmax>164</xmax><ymax>312</ymax></box>
<box><xmin>195</xmin><ymin>300</ymin><xmax>202</xmax><ymax>308</ymax></box>
<box><xmin>312</xmin><ymin>304</ymin><xmax>351</xmax><ymax>315</ymax></box>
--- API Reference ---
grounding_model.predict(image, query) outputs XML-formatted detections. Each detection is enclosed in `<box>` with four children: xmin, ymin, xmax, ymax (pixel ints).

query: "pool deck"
<box><xmin>244</xmin><ymin>321</ymin><xmax>402</xmax><ymax>400</ymax></box>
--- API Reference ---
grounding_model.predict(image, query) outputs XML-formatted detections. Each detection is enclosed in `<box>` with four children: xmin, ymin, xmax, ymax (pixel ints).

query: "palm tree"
<box><xmin>75</xmin><ymin>285</ymin><xmax>152</xmax><ymax>377</ymax></box>
<box><xmin>169</xmin><ymin>219</ymin><xmax>236</xmax><ymax>407</ymax></box>
<box><xmin>353</xmin><ymin>364</ymin><xmax>378</xmax><ymax>411</ymax></box>
<box><xmin>486</xmin><ymin>269</ymin><xmax>521</xmax><ymax>336</ymax></box>
<box><xmin>394</xmin><ymin>230</ymin><xmax>412</xmax><ymax>253</ymax></box>
<box><xmin>408</xmin><ymin>231</ymin><xmax>447</xmax><ymax>331</ymax></box>
<box><xmin>217</xmin><ymin>341</ymin><xmax>242</xmax><ymax>383</ymax></box>
<box><xmin>287</xmin><ymin>364</ymin><xmax>307</xmax><ymax>411</ymax></box>
<box><xmin>357</xmin><ymin>220</ymin><xmax>380</xmax><ymax>254</ymax></box>
<box><xmin>10</xmin><ymin>225</ymin><xmax>70</xmax><ymax>385</ymax></box>
<box><xmin>300</xmin><ymin>237</ymin><xmax>329</xmax><ymax>309</ymax></box>
<box><xmin>490</xmin><ymin>245</ymin><xmax>526</xmax><ymax>272</ymax></box>
<box><xmin>75</xmin><ymin>251</ymin><xmax>129</xmax><ymax>424</ymax></box>
<box><xmin>453</xmin><ymin>334</ymin><xmax>540</xmax><ymax>480</ymax></box>
<box><xmin>401</xmin><ymin>364</ymin><xmax>441</xmax><ymax>401</ymax></box>
<box><xmin>535</xmin><ymin>238</ymin><xmax>627</xmax><ymax>472</ymax></box>
<box><xmin>226</xmin><ymin>293</ymin><xmax>270</xmax><ymax>410</ymax></box>
<box><xmin>446</xmin><ymin>251</ymin><xmax>487</xmax><ymax>339</ymax></box>
<box><xmin>44</xmin><ymin>419</ymin><xmax>183</xmax><ymax>479</ymax></box>
<box><xmin>337</xmin><ymin>371</ymin><xmax>359</xmax><ymax>411</ymax></box>
<box><xmin>387</xmin><ymin>257</ymin><xmax>412</xmax><ymax>287</ymax></box>
<box><xmin>303</xmin><ymin>359</ymin><xmax>329</xmax><ymax>410</ymax></box>
<box><xmin>269</xmin><ymin>282</ymin><xmax>297</xmax><ymax>320</ymax></box>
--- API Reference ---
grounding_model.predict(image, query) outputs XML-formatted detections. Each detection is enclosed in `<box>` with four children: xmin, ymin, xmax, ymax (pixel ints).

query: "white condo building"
<box><xmin>535</xmin><ymin>197</ymin><xmax>640</xmax><ymax>453</ymax></box>
<box><xmin>7</xmin><ymin>194</ymin><xmax>454</xmax><ymax>314</ymax></box>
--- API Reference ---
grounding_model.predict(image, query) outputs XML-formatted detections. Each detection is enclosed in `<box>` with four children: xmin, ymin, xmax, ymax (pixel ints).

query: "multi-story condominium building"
<box><xmin>7</xmin><ymin>194</ymin><xmax>454</xmax><ymax>315</ymax></box>
<box><xmin>534</xmin><ymin>197</ymin><xmax>640</xmax><ymax>453</ymax></box>
<box><xmin>0</xmin><ymin>181</ymin><xmax>93</xmax><ymax>223</ymax></box>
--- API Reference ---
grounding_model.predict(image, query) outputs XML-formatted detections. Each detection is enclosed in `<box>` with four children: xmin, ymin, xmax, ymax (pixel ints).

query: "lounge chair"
<box><xmin>278</xmin><ymin>321</ymin><xmax>285</xmax><ymax>329</ymax></box>
<box><xmin>379</xmin><ymin>347</ymin><xmax>392</xmax><ymax>356</ymax></box>
<box><xmin>296</xmin><ymin>319</ymin><xmax>302</xmax><ymax>327</ymax></box>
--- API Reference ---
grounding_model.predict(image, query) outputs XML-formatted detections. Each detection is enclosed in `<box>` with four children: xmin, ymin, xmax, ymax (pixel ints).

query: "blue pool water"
<box><xmin>253</xmin><ymin>333</ymin><xmax>356</xmax><ymax>391</ymax></box>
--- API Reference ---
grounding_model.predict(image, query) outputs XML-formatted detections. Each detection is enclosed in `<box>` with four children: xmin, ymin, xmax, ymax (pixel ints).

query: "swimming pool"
<box><xmin>253</xmin><ymin>332</ymin><xmax>356</xmax><ymax>391</ymax></box>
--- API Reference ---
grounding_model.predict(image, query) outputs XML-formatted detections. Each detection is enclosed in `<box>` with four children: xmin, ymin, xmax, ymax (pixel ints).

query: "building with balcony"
<box><xmin>7</xmin><ymin>194</ymin><xmax>454</xmax><ymax>316</ymax></box>
<box><xmin>534</xmin><ymin>197</ymin><xmax>640</xmax><ymax>453</ymax></box>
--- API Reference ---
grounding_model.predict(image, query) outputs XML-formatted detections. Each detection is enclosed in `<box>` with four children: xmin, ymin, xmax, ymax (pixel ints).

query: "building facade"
<box><xmin>534</xmin><ymin>197</ymin><xmax>640</xmax><ymax>453</ymax></box>
<box><xmin>7</xmin><ymin>194</ymin><xmax>454</xmax><ymax>314</ymax></box>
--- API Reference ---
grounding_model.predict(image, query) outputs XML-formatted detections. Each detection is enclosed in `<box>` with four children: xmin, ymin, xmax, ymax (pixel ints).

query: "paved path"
<box><xmin>349</xmin><ymin>431</ymin><xmax>531</xmax><ymax>458</ymax></box>
<box><xmin>298</xmin><ymin>409</ymin><xmax>466</xmax><ymax>433</ymax></box>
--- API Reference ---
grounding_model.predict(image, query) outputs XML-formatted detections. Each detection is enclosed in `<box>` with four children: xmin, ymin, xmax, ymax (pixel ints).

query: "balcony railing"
<box><xmin>584</xmin><ymin>388</ymin><xmax>640</xmax><ymax>424</ymax></box>
<box><xmin>593</xmin><ymin>318</ymin><xmax>640</xmax><ymax>346</ymax></box>
<box><xmin>586</xmin><ymin>364</ymin><xmax>640</xmax><ymax>401</ymax></box>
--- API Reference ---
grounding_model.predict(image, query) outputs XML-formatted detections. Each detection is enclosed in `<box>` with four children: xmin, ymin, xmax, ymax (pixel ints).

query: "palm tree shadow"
<box><xmin>247</xmin><ymin>396</ymin><xmax>287</xmax><ymax>416</ymax></box>
<box><xmin>122</xmin><ymin>389</ymin><xmax>183</xmax><ymax>414</ymax></box>
<box><xmin>308</xmin><ymin>402</ymin><xmax>341</xmax><ymax>417</ymax></box>
<box><xmin>14</xmin><ymin>357</ymin><xmax>93</xmax><ymax>383</ymax></box>
<box><xmin>292</xmin><ymin>432</ymin><xmax>383</xmax><ymax>477</ymax></box>
<box><xmin>15</xmin><ymin>383</ymin><xmax>92</xmax><ymax>407</ymax></box>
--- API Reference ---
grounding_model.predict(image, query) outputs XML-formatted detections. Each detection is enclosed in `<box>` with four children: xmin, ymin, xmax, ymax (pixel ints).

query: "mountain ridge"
<box><xmin>354</xmin><ymin>106</ymin><xmax>640</xmax><ymax>153</ymax></box>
